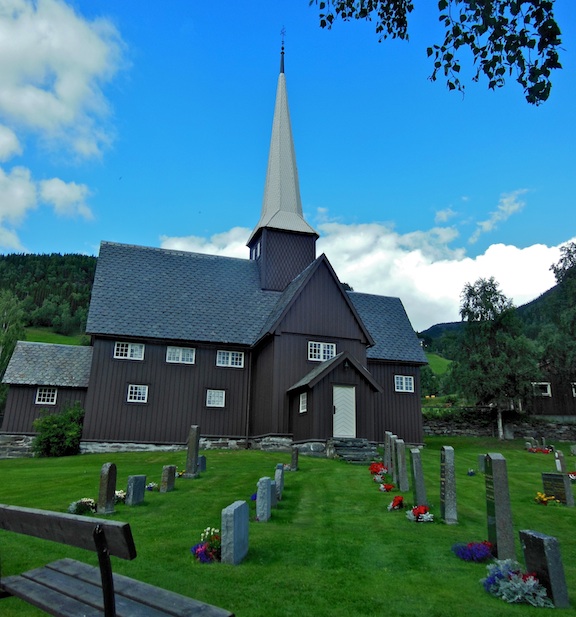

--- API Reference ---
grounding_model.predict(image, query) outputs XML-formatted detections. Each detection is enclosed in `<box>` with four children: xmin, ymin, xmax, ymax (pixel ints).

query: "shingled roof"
<box><xmin>348</xmin><ymin>292</ymin><xmax>427</xmax><ymax>364</ymax></box>
<box><xmin>86</xmin><ymin>242</ymin><xmax>282</xmax><ymax>345</ymax></box>
<box><xmin>3</xmin><ymin>341</ymin><xmax>93</xmax><ymax>387</ymax></box>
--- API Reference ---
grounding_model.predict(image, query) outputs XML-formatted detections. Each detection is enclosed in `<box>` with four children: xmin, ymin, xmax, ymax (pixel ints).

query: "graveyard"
<box><xmin>0</xmin><ymin>436</ymin><xmax>575</xmax><ymax>616</ymax></box>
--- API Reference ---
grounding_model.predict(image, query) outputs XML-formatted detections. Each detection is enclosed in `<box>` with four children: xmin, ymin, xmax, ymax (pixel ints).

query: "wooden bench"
<box><xmin>0</xmin><ymin>504</ymin><xmax>234</xmax><ymax>617</ymax></box>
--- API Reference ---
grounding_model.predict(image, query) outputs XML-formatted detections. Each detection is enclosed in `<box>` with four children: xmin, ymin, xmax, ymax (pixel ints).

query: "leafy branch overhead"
<box><xmin>310</xmin><ymin>0</ymin><xmax>562</xmax><ymax>104</ymax></box>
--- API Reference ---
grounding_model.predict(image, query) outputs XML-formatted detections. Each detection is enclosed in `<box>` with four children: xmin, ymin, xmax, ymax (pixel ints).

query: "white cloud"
<box><xmin>469</xmin><ymin>189</ymin><xmax>528</xmax><ymax>244</ymax></box>
<box><xmin>0</xmin><ymin>125</ymin><xmax>22</xmax><ymax>161</ymax></box>
<box><xmin>0</xmin><ymin>0</ymin><xmax>124</xmax><ymax>158</ymax></box>
<box><xmin>0</xmin><ymin>165</ymin><xmax>37</xmax><ymax>224</ymax></box>
<box><xmin>39</xmin><ymin>177</ymin><xmax>93</xmax><ymax>219</ymax></box>
<box><xmin>159</xmin><ymin>218</ymin><xmax>567</xmax><ymax>332</ymax></box>
<box><xmin>434</xmin><ymin>207</ymin><xmax>456</xmax><ymax>224</ymax></box>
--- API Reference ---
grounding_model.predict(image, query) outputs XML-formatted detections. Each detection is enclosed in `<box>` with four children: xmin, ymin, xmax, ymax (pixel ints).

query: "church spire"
<box><xmin>247</xmin><ymin>40</ymin><xmax>318</xmax><ymax>246</ymax></box>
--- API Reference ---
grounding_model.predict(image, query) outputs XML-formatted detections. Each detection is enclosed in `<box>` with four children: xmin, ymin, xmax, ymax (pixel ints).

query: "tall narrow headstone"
<box><xmin>485</xmin><ymin>453</ymin><xmax>515</xmax><ymax>560</ymax></box>
<box><xmin>197</xmin><ymin>455</ymin><xmax>207</xmax><ymax>473</ymax></box>
<box><xmin>256</xmin><ymin>477</ymin><xmax>272</xmax><ymax>522</ymax></box>
<box><xmin>384</xmin><ymin>431</ymin><xmax>393</xmax><ymax>473</ymax></box>
<box><xmin>554</xmin><ymin>450</ymin><xmax>566</xmax><ymax>473</ymax></box>
<box><xmin>274</xmin><ymin>464</ymin><xmax>285</xmax><ymax>500</ymax></box>
<box><xmin>160</xmin><ymin>465</ymin><xmax>176</xmax><ymax>493</ymax></box>
<box><xmin>477</xmin><ymin>453</ymin><xmax>486</xmax><ymax>474</ymax></box>
<box><xmin>183</xmin><ymin>425</ymin><xmax>200</xmax><ymax>478</ymax></box>
<box><xmin>390</xmin><ymin>436</ymin><xmax>398</xmax><ymax>484</ymax></box>
<box><xmin>440</xmin><ymin>446</ymin><xmax>457</xmax><ymax>524</ymax></box>
<box><xmin>396</xmin><ymin>439</ymin><xmax>409</xmax><ymax>492</ymax></box>
<box><xmin>291</xmin><ymin>446</ymin><xmax>299</xmax><ymax>471</ymax></box>
<box><xmin>97</xmin><ymin>462</ymin><xmax>117</xmax><ymax>515</ymax></box>
<box><xmin>126</xmin><ymin>475</ymin><xmax>146</xmax><ymax>506</ymax></box>
<box><xmin>410</xmin><ymin>448</ymin><xmax>428</xmax><ymax>506</ymax></box>
<box><xmin>221</xmin><ymin>500</ymin><xmax>249</xmax><ymax>565</ymax></box>
<box><xmin>520</xmin><ymin>530</ymin><xmax>569</xmax><ymax>608</ymax></box>
<box><xmin>542</xmin><ymin>472</ymin><xmax>574</xmax><ymax>507</ymax></box>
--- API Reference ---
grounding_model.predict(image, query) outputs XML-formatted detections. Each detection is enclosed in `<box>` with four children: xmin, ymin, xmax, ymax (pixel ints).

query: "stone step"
<box><xmin>0</xmin><ymin>434</ymin><xmax>34</xmax><ymax>458</ymax></box>
<box><xmin>328</xmin><ymin>438</ymin><xmax>380</xmax><ymax>463</ymax></box>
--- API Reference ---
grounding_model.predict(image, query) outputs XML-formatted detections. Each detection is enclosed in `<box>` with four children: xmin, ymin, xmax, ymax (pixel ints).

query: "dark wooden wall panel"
<box><xmin>82</xmin><ymin>338</ymin><xmax>249</xmax><ymax>443</ymax></box>
<box><xmin>1</xmin><ymin>386</ymin><xmax>86</xmax><ymax>434</ymax></box>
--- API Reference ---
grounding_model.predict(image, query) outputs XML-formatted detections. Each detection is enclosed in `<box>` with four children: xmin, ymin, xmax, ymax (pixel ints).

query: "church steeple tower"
<box><xmin>248</xmin><ymin>40</ymin><xmax>318</xmax><ymax>291</ymax></box>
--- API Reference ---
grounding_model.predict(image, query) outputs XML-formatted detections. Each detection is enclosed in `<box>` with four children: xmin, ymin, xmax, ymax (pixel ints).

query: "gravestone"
<box><xmin>160</xmin><ymin>465</ymin><xmax>176</xmax><ymax>493</ymax></box>
<box><xmin>221</xmin><ymin>500</ymin><xmax>249</xmax><ymax>565</ymax></box>
<box><xmin>274</xmin><ymin>464</ymin><xmax>285</xmax><ymax>500</ymax></box>
<box><xmin>126</xmin><ymin>475</ymin><xmax>146</xmax><ymax>506</ymax></box>
<box><xmin>270</xmin><ymin>481</ymin><xmax>278</xmax><ymax>508</ymax></box>
<box><xmin>485</xmin><ymin>453</ymin><xmax>515</xmax><ymax>560</ymax></box>
<box><xmin>570</xmin><ymin>444</ymin><xmax>576</xmax><ymax>457</ymax></box>
<box><xmin>520</xmin><ymin>530</ymin><xmax>569</xmax><ymax>608</ymax></box>
<box><xmin>396</xmin><ymin>439</ymin><xmax>409</xmax><ymax>492</ymax></box>
<box><xmin>390</xmin><ymin>435</ymin><xmax>398</xmax><ymax>484</ymax></box>
<box><xmin>477</xmin><ymin>453</ymin><xmax>486</xmax><ymax>474</ymax></box>
<box><xmin>197</xmin><ymin>455</ymin><xmax>207</xmax><ymax>473</ymax></box>
<box><xmin>291</xmin><ymin>446</ymin><xmax>299</xmax><ymax>471</ymax></box>
<box><xmin>410</xmin><ymin>448</ymin><xmax>427</xmax><ymax>506</ymax></box>
<box><xmin>256</xmin><ymin>477</ymin><xmax>272</xmax><ymax>522</ymax></box>
<box><xmin>542</xmin><ymin>472</ymin><xmax>574</xmax><ymax>507</ymax></box>
<box><xmin>383</xmin><ymin>431</ymin><xmax>393</xmax><ymax>473</ymax></box>
<box><xmin>554</xmin><ymin>450</ymin><xmax>566</xmax><ymax>473</ymax></box>
<box><xmin>440</xmin><ymin>445</ymin><xmax>457</xmax><ymax>524</ymax></box>
<box><xmin>183</xmin><ymin>425</ymin><xmax>200</xmax><ymax>478</ymax></box>
<box><xmin>97</xmin><ymin>462</ymin><xmax>117</xmax><ymax>515</ymax></box>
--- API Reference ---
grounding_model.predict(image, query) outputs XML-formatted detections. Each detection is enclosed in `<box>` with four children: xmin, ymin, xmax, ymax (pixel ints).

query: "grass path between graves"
<box><xmin>0</xmin><ymin>437</ymin><xmax>575</xmax><ymax>616</ymax></box>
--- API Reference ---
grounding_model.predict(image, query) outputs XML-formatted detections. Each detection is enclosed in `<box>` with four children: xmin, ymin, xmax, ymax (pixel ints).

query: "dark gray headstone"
<box><xmin>126</xmin><ymin>475</ymin><xmax>146</xmax><ymax>506</ymax></box>
<box><xmin>520</xmin><ymin>530</ymin><xmax>569</xmax><ymax>608</ymax></box>
<box><xmin>542</xmin><ymin>472</ymin><xmax>574</xmax><ymax>507</ymax></box>
<box><xmin>477</xmin><ymin>453</ymin><xmax>486</xmax><ymax>474</ymax></box>
<box><xmin>485</xmin><ymin>453</ymin><xmax>515</xmax><ymax>560</ymax></box>
<box><xmin>160</xmin><ymin>465</ymin><xmax>176</xmax><ymax>493</ymax></box>
<box><xmin>274</xmin><ymin>463</ymin><xmax>285</xmax><ymax>500</ymax></box>
<box><xmin>270</xmin><ymin>481</ymin><xmax>278</xmax><ymax>508</ymax></box>
<box><xmin>440</xmin><ymin>445</ymin><xmax>457</xmax><ymax>524</ymax></box>
<box><xmin>256</xmin><ymin>477</ymin><xmax>272</xmax><ymax>522</ymax></box>
<box><xmin>197</xmin><ymin>455</ymin><xmax>207</xmax><ymax>473</ymax></box>
<box><xmin>97</xmin><ymin>462</ymin><xmax>117</xmax><ymax>515</ymax></box>
<box><xmin>383</xmin><ymin>431</ymin><xmax>393</xmax><ymax>471</ymax></box>
<box><xmin>291</xmin><ymin>446</ymin><xmax>299</xmax><ymax>471</ymax></box>
<box><xmin>221</xmin><ymin>500</ymin><xmax>249</xmax><ymax>565</ymax></box>
<box><xmin>396</xmin><ymin>439</ymin><xmax>409</xmax><ymax>492</ymax></box>
<box><xmin>183</xmin><ymin>425</ymin><xmax>200</xmax><ymax>478</ymax></box>
<box><xmin>390</xmin><ymin>435</ymin><xmax>398</xmax><ymax>484</ymax></box>
<box><xmin>410</xmin><ymin>448</ymin><xmax>427</xmax><ymax>506</ymax></box>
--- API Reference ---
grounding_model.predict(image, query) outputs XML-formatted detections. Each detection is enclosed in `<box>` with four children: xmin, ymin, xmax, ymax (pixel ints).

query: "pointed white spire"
<box><xmin>248</xmin><ymin>50</ymin><xmax>317</xmax><ymax>244</ymax></box>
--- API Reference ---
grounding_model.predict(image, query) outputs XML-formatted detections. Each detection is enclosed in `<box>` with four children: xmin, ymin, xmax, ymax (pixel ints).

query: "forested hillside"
<box><xmin>0</xmin><ymin>254</ymin><xmax>97</xmax><ymax>335</ymax></box>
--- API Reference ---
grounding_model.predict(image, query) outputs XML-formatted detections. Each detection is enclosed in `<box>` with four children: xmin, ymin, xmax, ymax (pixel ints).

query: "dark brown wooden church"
<box><xmin>1</xmin><ymin>53</ymin><xmax>427</xmax><ymax>447</ymax></box>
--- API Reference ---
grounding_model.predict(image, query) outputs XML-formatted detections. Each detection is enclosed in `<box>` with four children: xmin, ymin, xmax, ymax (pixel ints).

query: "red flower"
<box><xmin>369</xmin><ymin>462</ymin><xmax>386</xmax><ymax>475</ymax></box>
<box><xmin>382</xmin><ymin>483</ymin><xmax>395</xmax><ymax>492</ymax></box>
<box><xmin>412</xmin><ymin>505</ymin><xmax>429</xmax><ymax>517</ymax></box>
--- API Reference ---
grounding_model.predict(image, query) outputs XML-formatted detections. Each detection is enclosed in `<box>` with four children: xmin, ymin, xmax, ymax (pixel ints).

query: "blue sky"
<box><xmin>0</xmin><ymin>0</ymin><xmax>574</xmax><ymax>331</ymax></box>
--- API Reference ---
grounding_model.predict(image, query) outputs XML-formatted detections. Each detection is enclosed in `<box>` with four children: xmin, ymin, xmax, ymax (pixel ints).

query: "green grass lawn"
<box><xmin>425</xmin><ymin>351</ymin><xmax>452</xmax><ymax>375</ymax></box>
<box><xmin>0</xmin><ymin>437</ymin><xmax>574</xmax><ymax>616</ymax></box>
<box><xmin>24</xmin><ymin>327</ymin><xmax>86</xmax><ymax>345</ymax></box>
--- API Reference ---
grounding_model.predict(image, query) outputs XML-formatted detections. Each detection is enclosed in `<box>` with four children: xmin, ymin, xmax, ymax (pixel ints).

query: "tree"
<box><xmin>550</xmin><ymin>240</ymin><xmax>576</xmax><ymax>284</ymax></box>
<box><xmin>311</xmin><ymin>0</ymin><xmax>562</xmax><ymax>104</ymax></box>
<box><xmin>0</xmin><ymin>290</ymin><xmax>25</xmax><ymax>380</ymax></box>
<box><xmin>448</xmin><ymin>277</ymin><xmax>538</xmax><ymax>437</ymax></box>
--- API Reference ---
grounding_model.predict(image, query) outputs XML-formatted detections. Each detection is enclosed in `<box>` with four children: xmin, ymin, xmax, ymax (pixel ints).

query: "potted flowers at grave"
<box><xmin>481</xmin><ymin>559</ymin><xmax>554</xmax><ymax>607</ymax></box>
<box><xmin>387</xmin><ymin>495</ymin><xmax>404</xmax><ymax>511</ymax></box>
<box><xmin>191</xmin><ymin>527</ymin><xmax>221</xmax><ymax>563</ymax></box>
<box><xmin>451</xmin><ymin>541</ymin><xmax>494</xmax><ymax>562</ymax></box>
<box><xmin>406</xmin><ymin>504</ymin><xmax>434</xmax><ymax>522</ymax></box>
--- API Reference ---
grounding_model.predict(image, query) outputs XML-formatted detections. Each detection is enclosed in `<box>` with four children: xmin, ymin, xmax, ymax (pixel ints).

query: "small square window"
<box><xmin>394</xmin><ymin>375</ymin><xmax>414</xmax><ymax>393</ymax></box>
<box><xmin>127</xmin><ymin>384</ymin><xmax>148</xmax><ymax>403</ymax></box>
<box><xmin>166</xmin><ymin>346</ymin><xmax>196</xmax><ymax>364</ymax></box>
<box><xmin>114</xmin><ymin>342</ymin><xmax>145</xmax><ymax>360</ymax></box>
<box><xmin>206</xmin><ymin>389</ymin><xmax>225</xmax><ymax>407</ymax></box>
<box><xmin>299</xmin><ymin>392</ymin><xmax>308</xmax><ymax>414</ymax></box>
<box><xmin>35</xmin><ymin>387</ymin><xmax>57</xmax><ymax>405</ymax></box>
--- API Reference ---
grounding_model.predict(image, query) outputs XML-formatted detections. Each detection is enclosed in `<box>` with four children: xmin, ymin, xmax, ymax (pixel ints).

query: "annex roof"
<box><xmin>3</xmin><ymin>341</ymin><xmax>93</xmax><ymax>387</ymax></box>
<box><xmin>348</xmin><ymin>292</ymin><xmax>428</xmax><ymax>364</ymax></box>
<box><xmin>86</xmin><ymin>241</ymin><xmax>282</xmax><ymax>345</ymax></box>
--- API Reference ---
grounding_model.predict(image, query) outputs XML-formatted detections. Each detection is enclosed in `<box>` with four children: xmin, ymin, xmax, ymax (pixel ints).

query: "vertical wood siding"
<box><xmin>82</xmin><ymin>338</ymin><xmax>249</xmax><ymax>443</ymax></box>
<box><xmin>1</xmin><ymin>386</ymin><xmax>86</xmax><ymax>434</ymax></box>
<box><xmin>370</xmin><ymin>362</ymin><xmax>423</xmax><ymax>444</ymax></box>
<box><xmin>529</xmin><ymin>379</ymin><xmax>576</xmax><ymax>416</ymax></box>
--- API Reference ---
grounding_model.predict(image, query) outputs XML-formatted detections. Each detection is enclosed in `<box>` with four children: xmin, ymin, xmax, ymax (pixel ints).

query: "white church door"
<box><xmin>333</xmin><ymin>385</ymin><xmax>356</xmax><ymax>438</ymax></box>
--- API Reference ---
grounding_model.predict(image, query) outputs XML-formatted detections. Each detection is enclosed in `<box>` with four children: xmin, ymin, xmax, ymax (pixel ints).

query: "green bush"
<box><xmin>32</xmin><ymin>402</ymin><xmax>85</xmax><ymax>457</ymax></box>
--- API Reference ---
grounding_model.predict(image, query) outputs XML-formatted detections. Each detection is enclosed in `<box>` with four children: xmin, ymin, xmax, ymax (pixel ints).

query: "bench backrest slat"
<box><xmin>0</xmin><ymin>504</ymin><xmax>136</xmax><ymax>560</ymax></box>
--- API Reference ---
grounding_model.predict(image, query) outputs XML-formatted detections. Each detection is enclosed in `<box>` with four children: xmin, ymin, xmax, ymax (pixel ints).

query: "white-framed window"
<box><xmin>216</xmin><ymin>350</ymin><xmax>244</xmax><ymax>368</ymax></box>
<box><xmin>394</xmin><ymin>375</ymin><xmax>414</xmax><ymax>393</ymax></box>
<box><xmin>127</xmin><ymin>384</ymin><xmax>149</xmax><ymax>403</ymax></box>
<box><xmin>299</xmin><ymin>392</ymin><xmax>308</xmax><ymax>414</ymax></box>
<box><xmin>572</xmin><ymin>383</ymin><xmax>576</xmax><ymax>398</ymax></box>
<box><xmin>532</xmin><ymin>382</ymin><xmax>552</xmax><ymax>397</ymax></box>
<box><xmin>35</xmin><ymin>387</ymin><xmax>57</xmax><ymax>405</ymax></box>
<box><xmin>114</xmin><ymin>342</ymin><xmax>145</xmax><ymax>360</ymax></box>
<box><xmin>206</xmin><ymin>389</ymin><xmax>226</xmax><ymax>408</ymax></box>
<box><xmin>166</xmin><ymin>346</ymin><xmax>196</xmax><ymax>364</ymax></box>
<box><xmin>308</xmin><ymin>341</ymin><xmax>336</xmax><ymax>362</ymax></box>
